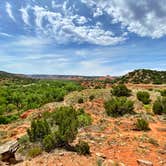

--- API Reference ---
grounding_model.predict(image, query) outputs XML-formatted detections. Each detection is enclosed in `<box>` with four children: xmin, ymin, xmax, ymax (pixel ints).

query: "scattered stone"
<box><xmin>139</xmin><ymin>145</ymin><xmax>147</xmax><ymax>149</ymax></box>
<box><xmin>59</xmin><ymin>152</ymin><xmax>64</xmax><ymax>156</ymax></box>
<box><xmin>158</xmin><ymin>149</ymin><xmax>166</xmax><ymax>154</ymax></box>
<box><xmin>96</xmin><ymin>152</ymin><xmax>106</xmax><ymax>159</ymax></box>
<box><xmin>102</xmin><ymin>160</ymin><xmax>125</xmax><ymax>166</ymax></box>
<box><xmin>137</xmin><ymin>159</ymin><xmax>153</xmax><ymax>166</ymax></box>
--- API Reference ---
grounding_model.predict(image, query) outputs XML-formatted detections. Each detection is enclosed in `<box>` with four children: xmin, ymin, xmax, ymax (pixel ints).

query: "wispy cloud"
<box><xmin>6</xmin><ymin>2</ymin><xmax>16</xmax><ymax>22</ymax></box>
<box><xmin>0</xmin><ymin>32</ymin><xmax>12</xmax><ymax>37</ymax></box>
<box><xmin>20</xmin><ymin>6</ymin><xmax>30</xmax><ymax>25</ymax></box>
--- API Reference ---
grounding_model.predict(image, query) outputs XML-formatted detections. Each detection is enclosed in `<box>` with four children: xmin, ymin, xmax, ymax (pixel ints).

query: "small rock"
<box><xmin>96</xmin><ymin>152</ymin><xmax>106</xmax><ymax>159</ymax></box>
<box><xmin>156</xmin><ymin>128</ymin><xmax>166</xmax><ymax>132</ymax></box>
<box><xmin>137</xmin><ymin>159</ymin><xmax>153</xmax><ymax>166</ymax></box>
<box><xmin>139</xmin><ymin>145</ymin><xmax>146</xmax><ymax>149</ymax></box>
<box><xmin>59</xmin><ymin>153</ymin><xmax>64</xmax><ymax>156</ymax></box>
<box><xmin>102</xmin><ymin>160</ymin><xmax>125</xmax><ymax>166</ymax></box>
<box><xmin>158</xmin><ymin>149</ymin><xmax>166</xmax><ymax>154</ymax></box>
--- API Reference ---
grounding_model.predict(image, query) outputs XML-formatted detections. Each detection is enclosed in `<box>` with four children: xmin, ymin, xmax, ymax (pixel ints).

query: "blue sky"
<box><xmin>0</xmin><ymin>0</ymin><xmax>166</xmax><ymax>76</ymax></box>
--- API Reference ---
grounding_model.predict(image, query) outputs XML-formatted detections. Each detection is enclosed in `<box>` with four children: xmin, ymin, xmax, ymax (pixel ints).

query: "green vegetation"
<box><xmin>89</xmin><ymin>95</ymin><xmax>95</xmax><ymax>101</ymax></box>
<box><xmin>27</xmin><ymin>146</ymin><xmax>42</xmax><ymax>158</ymax></box>
<box><xmin>153</xmin><ymin>97</ymin><xmax>166</xmax><ymax>115</ymax></box>
<box><xmin>137</xmin><ymin>91</ymin><xmax>151</xmax><ymax>104</ymax></box>
<box><xmin>104</xmin><ymin>97</ymin><xmax>134</xmax><ymax>117</ymax></box>
<box><xmin>26</xmin><ymin>107</ymin><xmax>90</xmax><ymax>154</ymax></box>
<box><xmin>27</xmin><ymin>119</ymin><xmax>51</xmax><ymax>142</ymax></box>
<box><xmin>78</xmin><ymin>98</ymin><xmax>84</xmax><ymax>104</ymax></box>
<box><xmin>160</xmin><ymin>89</ymin><xmax>166</xmax><ymax>96</ymax></box>
<box><xmin>0</xmin><ymin>114</ymin><xmax>19</xmax><ymax>124</ymax></box>
<box><xmin>77</xmin><ymin>109</ymin><xmax>92</xmax><ymax>128</ymax></box>
<box><xmin>42</xmin><ymin>133</ymin><xmax>57</xmax><ymax>152</ymax></box>
<box><xmin>0</xmin><ymin>79</ymin><xmax>83</xmax><ymax>124</ymax></box>
<box><xmin>75</xmin><ymin>141</ymin><xmax>90</xmax><ymax>155</ymax></box>
<box><xmin>119</xmin><ymin>69</ymin><xmax>166</xmax><ymax>84</ymax></box>
<box><xmin>135</xmin><ymin>118</ymin><xmax>150</xmax><ymax>131</ymax></box>
<box><xmin>111</xmin><ymin>84</ymin><xmax>131</xmax><ymax>97</ymax></box>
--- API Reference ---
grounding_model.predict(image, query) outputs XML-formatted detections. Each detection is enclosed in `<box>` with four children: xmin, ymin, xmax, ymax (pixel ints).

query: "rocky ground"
<box><xmin>0</xmin><ymin>84</ymin><xmax>166</xmax><ymax>166</ymax></box>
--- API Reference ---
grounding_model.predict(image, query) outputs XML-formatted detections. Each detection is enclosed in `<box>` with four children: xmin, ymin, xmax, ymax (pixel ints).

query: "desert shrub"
<box><xmin>75</xmin><ymin>141</ymin><xmax>90</xmax><ymax>155</ymax></box>
<box><xmin>111</xmin><ymin>84</ymin><xmax>131</xmax><ymax>97</ymax></box>
<box><xmin>18</xmin><ymin>135</ymin><xmax>29</xmax><ymax>145</ymax></box>
<box><xmin>153</xmin><ymin>97</ymin><xmax>166</xmax><ymax>115</ymax></box>
<box><xmin>77</xmin><ymin>113</ymin><xmax>92</xmax><ymax>128</ymax></box>
<box><xmin>42</xmin><ymin>134</ymin><xmax>56</xmax><ymax>152</ymax></box>
<box><xmin>53</xmin><ymin>107</ymin><xmax>79</xmax><ymax>144</ymax></box>
<box><xmin>160</xmin><ymin>89</ymin><xmax>166</xmax><ymax>96</ymax></box>
<box><xmin>27</xmin><ymin>146</ymin><xmax>42</xmax><ymax>158</ymax></box>
<box><xmin>77</xmin><ymin>108</ymin><xmax>85</xmax><ymax>115</ymax></box>
<box><xmin>89</xmin><ymin>95</ymin><xmax>95</xmax><ymax>101</ymax></box>
<box><xmin>27</xmin><ymin>119</ymin><xmax>51</xmax><ymax>142</ymax></box>
<box><xmin>0</xmin><ymin>114</ymin><xmax>19</xmax><ymax>124</ymax></box>
<box><xmin>136</xmin><ymin>118</ymin><xmax>150</xmax><ymax>131</ymax></box>
<box><xmin>104</xmin><ymin>97</ymin><xmax>134</xmax><ymax>117</ymax></box>
<box><xmin>78</xmin><ymin>98</ymin><xmax>84</xmax><ymax>104</ymax></box>
<box><xmin>137</xmin><ymin>91</ymin><xmax>151</xmax><ymax>104</ymax></box>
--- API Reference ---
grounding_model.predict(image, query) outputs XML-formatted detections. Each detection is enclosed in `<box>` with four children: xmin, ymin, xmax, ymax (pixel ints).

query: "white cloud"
<box><xmin>31</xmin><ymin>5</ymin><xmax>125</xmax><ymax>46</ymax></box>
<box><xmin>13</xmin><ymin>36</ymin><xmax>51</xmax><ymax>47</ymax></box>
<box><xmin>82</xmin><ymin>0</ymin><xmax>166</xmax><ymax>38</ymax></box>
<box><xmin>0</xmin><ymin>32</ymin><xmax>12</xmax><ymax>37</ymax></box>
<box><xmin>93</xmin><ymin>7</ymin><xmax>103</xmax><ymax>17</ymax></box>
<box><xmin>75</xmin><ymin>16</ymin><xmax>88</xmax><ymax>25</ymax></box>
<box><xmin>6</xmin><ymin>2</ymin><xmax>16</xmax><ymax>22</ymax></box>
<box><xmin>20</xmin><ymin>6</ymin><xmax>30</xmax><ymax>25</ymax></box>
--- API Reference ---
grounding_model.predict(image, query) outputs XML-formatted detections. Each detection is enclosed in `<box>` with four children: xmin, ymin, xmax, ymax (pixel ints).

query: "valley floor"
<box><xmin>0</xmin><ymin>84</ymin><xmax>166</xmax><ymax>166</ymax></box>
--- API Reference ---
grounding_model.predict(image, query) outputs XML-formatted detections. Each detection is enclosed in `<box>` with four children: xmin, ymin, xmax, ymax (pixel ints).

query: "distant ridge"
<box><xmin>27</xmin><ymin>74</ymin><xmax>101</xmax><ymax>80</ymax></box>
<box><xmin>118</xmin><ymin>69</ymin><xmax>166</xmax><ymax>84</ymax></box>
<box><xmin>0</xmin><ymin>71</ymin><xmax>34</xmax><ymax>84</ymax></box>
<box><xmin>0</xmin><ymin>69</ymin><xmax>166</xmax><ymax>84</ymax></box>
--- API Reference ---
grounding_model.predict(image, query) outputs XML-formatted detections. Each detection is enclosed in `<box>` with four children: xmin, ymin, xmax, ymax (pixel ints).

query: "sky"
<box><xmin>0</xmin><ymin>0</ymin><xmax>166</xmax><ymax>76</ymax></box>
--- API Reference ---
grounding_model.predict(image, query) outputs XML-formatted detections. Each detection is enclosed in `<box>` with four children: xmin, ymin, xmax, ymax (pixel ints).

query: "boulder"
<box><xmin>0</xmin><ymin>140</ymin><xmax>19</xmax><ymax>164</ymax></box>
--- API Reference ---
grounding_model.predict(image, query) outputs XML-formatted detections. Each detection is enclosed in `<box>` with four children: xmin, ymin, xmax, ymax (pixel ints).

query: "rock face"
<box><xmin>0</xmin><ymin>140</ymin><xmax>19</xmax><ymax>164</ymax></box>
<box><xmin>137</xmin><ymin>159</ymin><xmax>153</xmax><ymax>166</ymax></box>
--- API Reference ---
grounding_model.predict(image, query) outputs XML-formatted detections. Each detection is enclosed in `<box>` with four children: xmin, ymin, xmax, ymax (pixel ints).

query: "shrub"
<box><xmin>111</xmin><ymin>84</ymin><xmax>131</xmax><ymax>97</ymax></box>
<box><xmin>153</xmin><ymin>97</ymin><xmax>166</xmax><ymax>115</ymax></box>
<box><xmin>75</xmin><ymin>141</ymin><xmax>90</xmax><ymax>155</ymax></box>
<box><xmin>42</xmin><ymin>134</ymin><xmax>55</xmax><ymax>152</ymax></box>
<box><xmin>0</xmin><ymin>114</ymin><xmax>19</xmax><ymax>124</ymax></box>
<box><xmin>27</xmin><ymin>146</ymin><xmax>42</xmax><ymax>158</ymax></box>
<box><xmin>27</xmin><ymin>119</ymin><xmax>51</xmax><ymax>142</ymax></box>
<box><xmin>136</xmin><ymin>118</ymin><xmax>150</xmax><ymax>131</ymax></box>
<box><xmin>77</xmin><ymin>113</ymin><xmax>92</xmax><ymax>128</ymax></box>
<box><xmin>137</xmin><ymin>91</ymin><xmax>151</xmax><ymax>104</ymax></box>
<box><xmin>53</xmin><ymin>107</ymin><xmax>79</xmax><ymax>144</ymax></box>
<box><xmin>160</xmin><ymin>90</ymin><xmax>166</xmax><ymax>96</ymax></box>
<box><xmin>18</xmin><ymin>135</ymin><xmax>29</xmax><ymax>145</ymax></box>
<box><xmin>104</xmin><ymin>97</ymin><xmax>134</xmax><ymax>117</ymax></box>
<box><xmin>78</xmin><ymin>98</ymin><xmax>84</xmax><ymax>104</ymax></box>
<box><xmin>89</xmin><ymin>95</ymin><xmax>95</xmax><ymax>101</ymax></box>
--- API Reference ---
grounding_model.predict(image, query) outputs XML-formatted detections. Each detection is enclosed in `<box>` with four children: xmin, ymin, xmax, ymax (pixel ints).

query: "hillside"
<box><xmin>118</xmin><ymin>69</ymin><xmax>166</xmax><ymax>84</ymax></box>
<box><xmin>0</xmin><ymin>71</ymin><xmax>34</xmax><ymax>85</ymax></box>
